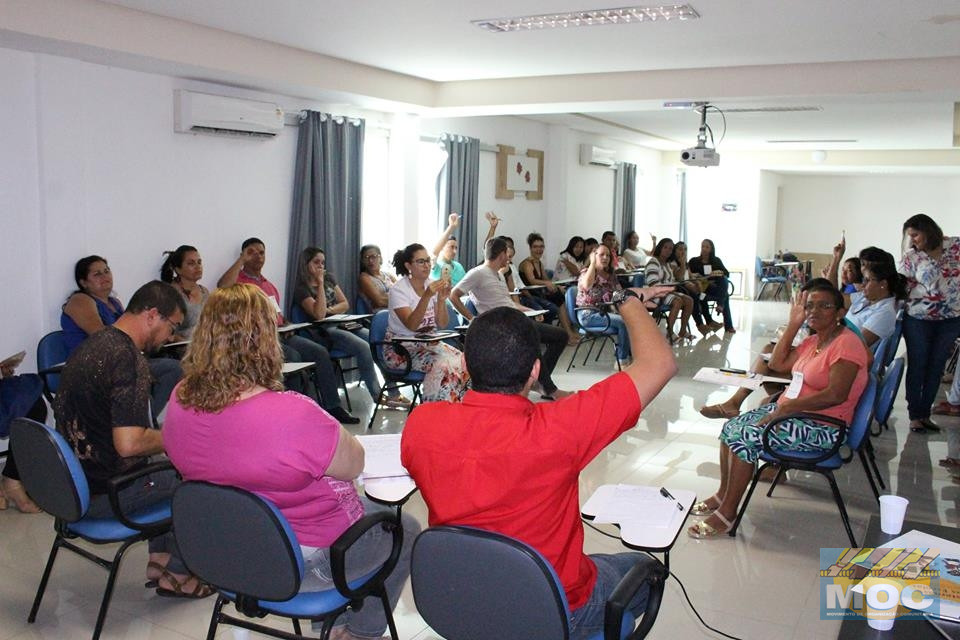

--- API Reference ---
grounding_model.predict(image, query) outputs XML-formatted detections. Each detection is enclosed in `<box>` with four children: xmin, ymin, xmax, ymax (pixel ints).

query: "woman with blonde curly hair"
<box><xmin>162</xmin><ymin>284</ymin><xmax>419</xmax><ymax>640</ymax></box>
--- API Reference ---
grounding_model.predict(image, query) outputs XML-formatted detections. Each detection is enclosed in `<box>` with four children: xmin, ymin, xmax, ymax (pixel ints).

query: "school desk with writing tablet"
<box><xmin>355</xmin><ymin>434</ymin><xmax>418</xmax><ymax>517</ymax></box>
<box><xmin>581</xmin><ymin>484</ymin><xmax>695</xmax><ymax>571</ymax></box>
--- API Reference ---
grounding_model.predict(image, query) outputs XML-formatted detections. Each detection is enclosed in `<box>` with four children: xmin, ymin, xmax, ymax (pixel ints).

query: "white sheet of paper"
<box><xmin>591</xmin><ymin>484</ymin><xmax>677</xmax><ymax>529</ymax></box>
<box><xmin>356</xmin><ymin>434</ymin><xmax>408</xmax><ymax>479</ymax></box>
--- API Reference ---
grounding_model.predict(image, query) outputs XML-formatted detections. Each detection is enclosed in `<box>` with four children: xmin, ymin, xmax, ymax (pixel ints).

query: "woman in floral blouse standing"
<box><xmin>898</xmin><ymin>214</ymin><xmax>960</xmax><ymax>433</ymax></box>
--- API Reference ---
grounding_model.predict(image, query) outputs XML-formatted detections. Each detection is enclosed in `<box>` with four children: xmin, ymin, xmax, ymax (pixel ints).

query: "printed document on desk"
<box><xmin>694</xmin><ymin>367</ymin><xmax>791</xmax><ymax>390</ymax></box>
<box><xmin>586</xmin><ymin>484</ymin><xmax>678</xmax><ymax>529</ymax></box>
<box><xmin>277</xmin><ymin>322</ymin><xmax>313</xmax><ymax>334</ymax></box>
<box><xmin>356</xmin><ymin>434</ymin><xmax>408</xmax><ymax>480</ymax></box>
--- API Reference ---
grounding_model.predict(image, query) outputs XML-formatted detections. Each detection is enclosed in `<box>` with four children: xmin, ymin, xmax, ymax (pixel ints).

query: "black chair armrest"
<box><xmin>760</xmin><ymin>412</ymin><xmax>847</xmax><ymax>465</ymax></box>
<box><xmin>371</xmin><ymin>340</ymin><xmax>413</xmax><ymax>377</ymax></box>
<box><xmin>105</xmin><ymin>459</ymin><xmax>176</xmax><ymax>533</ymax></box>
<box><xmin>330</xmin><ymin>510</ymin><xmax>403</xmax><ymax>603</ymax></box>
<box><xmin>604</xmin><ymin>556</ymin><xmax>668</xmax><ymax>640</ymax></box>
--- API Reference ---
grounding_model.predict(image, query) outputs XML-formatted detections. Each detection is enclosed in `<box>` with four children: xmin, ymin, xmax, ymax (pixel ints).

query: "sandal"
<box><xmin>144</xmin><ymin>561</ymin><xmax>166</xmax><ymax>589</ymax></box>
<box><xmin>939</xmin><ymin>458</ymin><xmax>960</xmax><ymax>469</ymax></box>
<box><xmin>690</xmin><ymin>494</ymin><xmax>721</xmax><ymax>516</ymax></box>
<box><xmin>155</xmin><ymin>569</ymin><xmax>215</xmax><ymax>599</ymax></box>
<box><xmin>0</xmin><ymin>478</ymin><xmax>42</xmax><ymax>513</ymax></box>
<box><xmin>699</xmin><ymin>404</ymin><xmax>740</xmax><ymax>420</ymax></box>
<box><xmin>910</xmin><ymin>420</ymin><xmax>927</xmax><ymax>433</ymax></box>
<box><xmin>688</xmin><ymin>511</ymin><xmax>733</xmax><ymax>539</ymax></box>
<box><xmin>383</xmin><ymin>395</ymin><xmax>412</xmax><ymax>410</ymax></box>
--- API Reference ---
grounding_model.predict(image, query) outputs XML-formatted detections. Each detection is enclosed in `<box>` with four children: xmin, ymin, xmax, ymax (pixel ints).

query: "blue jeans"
<box><xmin>283</xmin><ymin>335</ymin><xmax>343</xmax><ymax>411</ymax></box>
<box><xmin>902</xmin><ymin>314</ymin><xmax>960</xmax><ymax>420</ymax></box>
<box><xmin>87</xmin><ymin>468</ymin><xmax>186</xmax><ymax>573</ymax></box>
<box><xmin>568</xmin><ymin>553</ymin><xmax>651</xmax><ymax>640</ymax></box>
<box><xmin>578</xmin><ymin>310</ymin><xmax>630</xmax><ymax>361</ymax></box>
<box><xmin>148</xmin><ymin>357</ymin><xmax>182</xmax><ymax>422</ymax></box>
<box><xmin>305</xmin><ymin>498</ymin><xmax>421</xmax><ymax>638</ymax></box>
<box><xmin>327</xmin><ymin>327</ymin><xmax>381</xmax><ymax>401</ymax></box>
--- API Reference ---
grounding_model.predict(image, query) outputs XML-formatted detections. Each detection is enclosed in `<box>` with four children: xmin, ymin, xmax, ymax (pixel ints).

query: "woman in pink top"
<box><xmin>689</xmin><ymin>281</ymin><xmax>868</xmax><ymax>539</ymax></box>
<box><xmin>162</xmin><ymin>284</ymin><xmax>419</xmax><ymax>640</ymax></box>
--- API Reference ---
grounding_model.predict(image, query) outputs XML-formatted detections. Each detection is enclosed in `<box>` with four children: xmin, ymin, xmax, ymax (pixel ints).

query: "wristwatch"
<box><xmin>611</xmin><ymin>289</ymin><xmax>644</xmax><ymax>306</ymax></box>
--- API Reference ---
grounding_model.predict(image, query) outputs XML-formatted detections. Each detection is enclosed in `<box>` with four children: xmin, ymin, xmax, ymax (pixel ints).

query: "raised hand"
<box><xmin>448</xmin><ymin>213</ymin><xmax>460</xmax><ymax>228</ymax></box>
<box><xmin>788</xmin><ymin>290</ymin><xmax>808</xmax><ymax>328</ymax></box>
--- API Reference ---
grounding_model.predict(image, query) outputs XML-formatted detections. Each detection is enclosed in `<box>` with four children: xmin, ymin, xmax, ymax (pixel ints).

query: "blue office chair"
<box><xmin>882</xmin><ymin>311</ymin><xmax>903</xmax><ymax>369</ymax></box>
<box><xmin>564</xmin><ymin>286</ymin><xmax>621</xmax><ymax>372</ymax></box>
<box><xmin>729</xmin><ymin>373</ymin><xmax>879</xmax><ymax>547</ymax></box>
<box><xmin>37</xmin><ymin>330</ymin><xmax>69</xmax><ymax>402</ymax></box>
<box><xmin>411</xmin><ymin>525</ymin><xmax>666</xmax><ymax>640</ymax></box>
<box><xmin>869</xmin><ymin>336</ymin><xmax>889</xmax><ymax>379</ymax></box>
<box><xmin>355</xmin><ymin>296</ymin><xmax>372</xmax><ymax>315</ymax></box>
<box><xmin>755</xmin><ymin>257</ymin><xmax>787</xmax><ymax>301</ymax></box>
<box><xmin>873</xmin><ymin>356</ymin><xmax>905</xmax><ymax>435</ymax></box>
<box><xmin>10</xmin><ymin>418</ymin><xmax>173</xmax><ymax>640</ymax></box>
<box><xmin>367</xmin><ymin>310</ymin><xmax>425</xmax><ymax>430</ymax></box>
<box><xmin>289</xmin><ymin>305</ymin><xmax>356</xmax><ymax>412</ymax></box>
<box><xmin>172</xmin><ymin>481</ymin><xmax>402</xmax><ymax>640</ymax></box>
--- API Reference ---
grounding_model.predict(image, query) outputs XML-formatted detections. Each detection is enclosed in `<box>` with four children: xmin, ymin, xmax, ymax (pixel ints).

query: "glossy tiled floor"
<box><xmin>2</xmin><ymin>299</ymin><xmax>957</xmax><ymax>640</ymax></box>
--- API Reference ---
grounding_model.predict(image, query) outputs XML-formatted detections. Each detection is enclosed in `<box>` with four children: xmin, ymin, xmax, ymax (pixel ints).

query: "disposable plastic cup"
<box><xmin>879</xmin><ymin>495</ymin><xmax>909</xmax><ymax>534</ymax></box>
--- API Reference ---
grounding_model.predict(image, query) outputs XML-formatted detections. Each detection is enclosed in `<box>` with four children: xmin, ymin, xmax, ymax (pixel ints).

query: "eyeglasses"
<box><xmin>363</xmin><ymin>253</ymin><xmax>381</xmax><ymax>260</ymax></box>
<box><xmin>411</xmin><ymin>258</ymin><xmax>431</xmax><ymax>266</ymax></box>
<box><xmin>803</xmin><ymin>302</ymin><xmax>837</xmax><ymax>312</ymax></box>
<box><xmin>162</xmin><ymin>316</ymin><xmax>180</xmax><ymax>333</ymax></box>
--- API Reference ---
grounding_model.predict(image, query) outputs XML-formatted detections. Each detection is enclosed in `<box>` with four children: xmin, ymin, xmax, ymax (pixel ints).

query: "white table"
<box><xmin>581</xmin><ymin>484</ymin><xmax>696</xmax><ymax>571</ymax></box>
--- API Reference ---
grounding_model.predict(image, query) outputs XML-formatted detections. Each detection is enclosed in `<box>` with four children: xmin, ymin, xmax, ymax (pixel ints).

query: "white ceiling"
<box><xmin>78</xmin><ymin>1</ymin><xmax>960</xmax><ymax>151</ymax></box>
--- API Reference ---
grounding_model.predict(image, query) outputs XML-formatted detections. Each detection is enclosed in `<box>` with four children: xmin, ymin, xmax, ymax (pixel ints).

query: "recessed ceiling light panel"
<box><xmin>473</xmin><ymin>4</ymin><xmax>700</xmax><ymax>32</ymax></box>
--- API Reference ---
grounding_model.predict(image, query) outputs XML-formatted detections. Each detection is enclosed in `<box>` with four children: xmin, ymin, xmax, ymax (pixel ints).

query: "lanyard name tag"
<box><xmin>784</xmin><ymin>371</ymin><xmax>804</xmax><ymax>399</ymax></box>
<box><xmin>703</xmin><ymin>265</ymin><xmax>712</xmax><ymax>275</ymax></box>
<box><xmin>268</xmin><ymin>296</ymin><xmax>282</xmax><ymax>313</ymax></box>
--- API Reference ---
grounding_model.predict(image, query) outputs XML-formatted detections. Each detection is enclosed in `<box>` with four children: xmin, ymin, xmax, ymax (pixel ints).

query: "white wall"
<box><xmin>1</xmin><ymin>48</ymin><xmax>301</xmax><ymax>369</ymax></box>
<box><xmin>775</xmin><ymin>174</ymin><xmax>960</xmax><ymax>258</ymax></box>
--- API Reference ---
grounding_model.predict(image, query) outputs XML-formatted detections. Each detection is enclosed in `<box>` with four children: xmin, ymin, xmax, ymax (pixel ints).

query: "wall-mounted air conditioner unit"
<box><xmin>174</xmin><ymin>90</ymin><xmax>284</xmax><ymax>137</ymax></box>
<box><xmin>579</xmin><ymin>144</ymin><xmax>616</xmax><ymax>167</ymax></box>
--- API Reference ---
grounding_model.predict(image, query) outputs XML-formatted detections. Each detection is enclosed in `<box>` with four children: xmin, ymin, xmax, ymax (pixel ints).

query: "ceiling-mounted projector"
<box><xmin>681</xmin><ymin>146</ymin><xmax>719</xmax><ymax>167</ymax></box>
<box><xmin>679</xmin><ymin>102</ymin><xmax>720</xmax><ymax>167</ymax></box>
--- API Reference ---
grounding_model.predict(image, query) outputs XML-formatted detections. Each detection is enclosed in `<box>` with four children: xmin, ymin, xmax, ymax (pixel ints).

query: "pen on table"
<box><xmin>659</xmin><ymin>487</ymin><xmax>684</xmax><ymax>511</ymax></box>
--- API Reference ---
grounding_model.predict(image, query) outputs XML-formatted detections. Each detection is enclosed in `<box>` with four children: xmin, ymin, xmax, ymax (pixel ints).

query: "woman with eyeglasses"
<box><xmin>357</xmin><ymin>244</ymin><xmax>397</xmax><ymax>312</ymax></box>
<box><xmin>899</xmin><ymin>214</ymin><xmax>960</xmax><ymax>433</ymax></box>
<box><xmin>386</xmin><ymin>244</ymin><xmax>467</xmax><ymax>403</ymax></box>
<box><xmin>61</xmin><ymin>255</ymin><xmax>182</xmax><ymax>419</ymax></box>
<box><xmin>689</xmin><ymin>281</ymin><xmax>869</xmax><ymax>539</ymax></box>
<box><xmin>824</xmin><ymin>243</ymin><xmax>904</xmax><ymax>349</ymax></box>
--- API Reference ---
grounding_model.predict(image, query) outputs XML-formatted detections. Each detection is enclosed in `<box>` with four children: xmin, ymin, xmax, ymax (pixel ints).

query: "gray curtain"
<box><xmin>286</xmin><ymin>111</ymin><xmax>365</xmax><ymax>315</ymax></box>
<box><xmin>440</xmin><ymin>134</ymin><xmax>480</xmax><ymax>268</ymax></box>
<box><xmin>613</xmin><ymin>162</ymin><xmax>637</xmax><ymax>241</ymax></box>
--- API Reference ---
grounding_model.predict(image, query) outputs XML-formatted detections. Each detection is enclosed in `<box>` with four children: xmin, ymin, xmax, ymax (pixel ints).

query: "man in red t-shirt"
<box><xmin>401</xmin><ymin>285</ymin><xmax>677</xmax><ymax>639</ymax></box>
